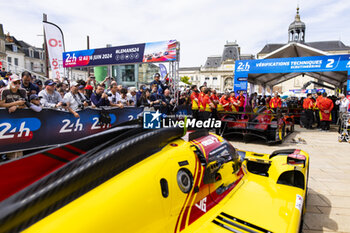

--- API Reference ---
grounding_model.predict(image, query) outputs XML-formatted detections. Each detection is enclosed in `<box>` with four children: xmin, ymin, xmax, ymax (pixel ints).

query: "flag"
<box><xmin>43</xmin><ymin>21</ymin><xmax>65</xmax><ymax>81</ymax></box>
<box><xmin>159</xmin><ymin>64</ymin><xmax>167</xmax><ymax>81</ymax></box>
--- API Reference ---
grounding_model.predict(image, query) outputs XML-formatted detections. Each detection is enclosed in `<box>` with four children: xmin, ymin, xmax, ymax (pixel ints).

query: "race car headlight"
<box><xmin>177</xmin><ymin>168</ymin><xmax>193</xmax><ymax>193</ymax></box>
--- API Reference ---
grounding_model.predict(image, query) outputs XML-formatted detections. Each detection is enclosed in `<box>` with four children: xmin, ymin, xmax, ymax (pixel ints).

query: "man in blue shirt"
<box><xmin>149</xmin><ymin>73</ymin><xmax>165</xmax><ymax>94</ymax></box>
<box><xmin>90</xmin><ymin>84</ymin><xmax>110</xmax><ymax>107</ymax></box>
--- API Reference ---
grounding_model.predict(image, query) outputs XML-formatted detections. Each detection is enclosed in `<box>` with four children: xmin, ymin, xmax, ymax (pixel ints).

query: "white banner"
<box><xmin>43</xmin><ymin>21</ymin><xmax>65</xmax><ymax>81</ymax></box>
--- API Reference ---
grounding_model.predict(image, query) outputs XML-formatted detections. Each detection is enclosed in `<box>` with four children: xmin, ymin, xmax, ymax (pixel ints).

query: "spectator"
<box><xmin>0</xmin><ymin>74</ymin><xmax>27</xmax><ymax>113</ymax></box>
<box><xmin>28</xmin><ymin>94</ymin><xmax>43</xmax><ymax>112</ymax></box>
<box><xmin>161</xmin><ymin>89</ymin><xmax>175</xmax><ymax>114</ymax></box>
<box><xmin>91</xmin><ymin>84</ymin><xmax>110</xmax><ymax>107</ymax></box>
<box><xmin>38</xmin><ymin>80</ymin><xmax>63</xmax><ymax>108</ymax></box>
<box><xmin>149</xmin><ymin>73</ymin><xmax>165</xmax><ymax>93</ymax></box>
<box><xmin>136</xmin><ymin>85</ymin><xmax>146</xmax><ymax>103</ymax></box>
<box><xmin>57</xmin><ymin>88</ymin><xmax>66</xmax><ymax>99</ymax></box>
<box><xmin>107</xmin><ymin>83</ymin><xmax>123</xmax><ymax>108</ymax></box>
<box><xmin>0</xmin><ymin>72</ymin><xmax>11</xmax><ymax>88</ymax></box>
<box><xmin>137</xmin><ymin>89</ymin><xmax>152</xmax><ymax>107</ymax></box>
<box><xmin>21</xmin><ymin>71</ymin><xmax>39</xmax><ymax>97</ymax></box>
<box><xmin>0</xmin><ymin>68</ymin><xmax>7</xmax><ymax>77</ymax></box>
<box><xmin>118</xmin><ymin>88</ymin><xmax>130</xmax><ymax>107</ymax></box>
<box><xmin>150</xmin><ymin>85</ymin><xmax>166</xmax><ymax>111</ymax></box>
<box><xmin>83</xmin><ymin>85</ymin><xmax>93</xmax><ymax>99</ymax></box>
<box><xmin>63</xmin><ymin>81</ymin><xmax>89</xmax><ymax>118</ymax></box>
<box><xmin>336</xmin><ymin>94</ymin><xmax>349</xmax><ymax>126</ymax></box>
<box><xmin>127</xmin><ymin>87</ymin><xmax>137</xmax><ymax>106</ymax></box>
<box><xmin>34</xmin><ymin>79</ymin><xmax>43</xmax><ymax>92</ymax></box>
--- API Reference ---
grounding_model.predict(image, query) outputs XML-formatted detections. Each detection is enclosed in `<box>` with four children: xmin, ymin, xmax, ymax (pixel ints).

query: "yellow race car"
<box><xmin>0</xmin><ymin>127</ymin><xmax>309</xmax><ymax>233</ymax></box>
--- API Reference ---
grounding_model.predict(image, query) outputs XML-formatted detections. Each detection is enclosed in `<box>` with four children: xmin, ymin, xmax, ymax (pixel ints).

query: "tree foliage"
<box><xmin>180</xmin><ymin>76</ymin><xmax>192</xmax><ymax>85</ymax></box>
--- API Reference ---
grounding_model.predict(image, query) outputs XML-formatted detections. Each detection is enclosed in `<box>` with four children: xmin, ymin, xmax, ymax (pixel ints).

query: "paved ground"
<box><xmin>228</xmin><ymin>125</ymin><xmax>350</xmax><ymax>233</ymax></box>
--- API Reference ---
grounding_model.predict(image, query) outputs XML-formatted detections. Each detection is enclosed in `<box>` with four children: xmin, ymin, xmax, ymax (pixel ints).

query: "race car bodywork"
<box><xmin>219</xmin><ymin>106</ymin><xmax>294</xmax><ymax>143</ymax></box>
<box><xmin>0</xmin><ymin>127</ymin><xmax>308</xmax><ymax>233</ymax></box>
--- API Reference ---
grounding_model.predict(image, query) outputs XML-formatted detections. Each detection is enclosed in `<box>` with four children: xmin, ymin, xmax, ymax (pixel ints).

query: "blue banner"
<box><xmin>235</xmin><ymin>54</ymin><xmax>350</xmax><ymax>74</ymax></box>
<box><xmin>234</xmin><ymin>55</ymin><xmax>350</xmax><ymax>93</ymax></box>
<box><xmin>63</xmin><ymin>40</ymin><xmax>177</xmax><ymax>68</ymax></box>
<box><xmin>0</xmin><ymin>107</ymin><xmax>143</xmax><ymax>153</ymax></box>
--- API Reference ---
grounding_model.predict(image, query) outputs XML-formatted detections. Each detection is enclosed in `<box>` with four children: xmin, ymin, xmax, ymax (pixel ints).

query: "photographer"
<box><xmin>90</xmin><ymin>84</ymin><xmax>110</xmax><ymax>108</ymax></box>
<box><xmin>107</xmin><ymin>83</ymin><xmax>123</xmax><ymax>108</ymax></box>
<box><xmin>63</xmin><ymin>81</ymin><xmax>89</xmax><ymax>118</ymax></box>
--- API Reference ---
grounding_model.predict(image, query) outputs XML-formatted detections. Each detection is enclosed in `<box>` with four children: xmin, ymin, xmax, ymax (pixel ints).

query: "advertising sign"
<box><xmin>63</xmin><ymin>40</ymin><xmax>177</xmax><ymax>68</ymax></box>
<box><xmin>0</xmin><ymin>107</ymin><xmax>143</xmax><ymax>153</ymax></box>
<box><xmin>235</xmin><ymin>55</ymin><xmax>350</xmax><ymax>75</ymax></box>
<box><xmin>43</xmin><ymin>21</ymin><xmax>65</xmax><ymax>80</ymax></box>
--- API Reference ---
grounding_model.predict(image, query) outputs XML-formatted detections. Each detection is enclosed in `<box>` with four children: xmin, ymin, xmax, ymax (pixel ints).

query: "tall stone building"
<box><xmin>179</xmin><ymin>41</ymin><xmax>254</xmax><ymax>92</ymax></box>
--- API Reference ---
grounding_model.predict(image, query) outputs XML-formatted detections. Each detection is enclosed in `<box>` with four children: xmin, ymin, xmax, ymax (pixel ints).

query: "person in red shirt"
<box><xmin>314</xmin><ymin>92</ymin><xmax>323</xmax><ymax>128</ymax></box>
<box><xmin>198</xmin><ymin>86</ymin><xmax>205</xmax><ymax>112</ymax></box>
<box><xmin>237</xmin><ymin>91</ymin><xmax>245</xmax><ymax>112</ymax></box>
<box><xmin>229</xmin><ymin>92</ymin><xmax>240</xmax><ymax>112</ymax></box>
<box><xmin>210</xmin><ymin>89</ymin><xmax>219</xmax><ymax>106</ymax></box>
<box><xmin>219</xmin><ymin>93</ymin><xmax>232</xmax><ymax>112</ymax></box>
<box><xmin>190</xmin><ymin>85</ymin><xmax>199</xmax><ymax>119</ymax></box>
<box><xmin>318</xmin><ymin>93</ymin><xmax>334</xmax><ymax>131</ymax></box>
<box><xmin>302</xmin><ymin>93</ymin><xmax>315</xmax><ymax>129</ymax></box>
<box><xmin>198</xmin><ymin>88</ymin><xmax>215</xmax><ymax>120</ymax></box>
<box><xmin>269</xmin><ymin>92</ymin><xmax>282</xmax><ymax>109</ymax></box>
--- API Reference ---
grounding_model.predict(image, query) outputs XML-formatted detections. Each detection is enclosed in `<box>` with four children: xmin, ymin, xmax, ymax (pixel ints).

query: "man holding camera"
<box><xmin>91</xmin><ymin>84</ymin><xmax>110</xmax><ymax>108</ymax></box>
<box><xmin>107</xmin><ymin>83</ymin><xmax>123</xmax><ymax>108</ymax></box>
<box><xmin>63</xmin><ymin>81</ymin><xmax>89</xmax><ymax>118</ymax></box>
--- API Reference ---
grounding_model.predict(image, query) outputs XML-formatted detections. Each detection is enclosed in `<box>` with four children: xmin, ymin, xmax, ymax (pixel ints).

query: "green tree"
<box><xmin>180</xmin><ymin>76</ymin><xmax>192</xmax><ymax>85</ymax></box>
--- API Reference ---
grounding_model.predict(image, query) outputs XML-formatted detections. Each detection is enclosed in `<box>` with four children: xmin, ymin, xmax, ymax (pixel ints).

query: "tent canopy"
<box><xmin>247</xmin><ymin>42</ymin><xmax>348</xmax><ymax>88</ymax></box>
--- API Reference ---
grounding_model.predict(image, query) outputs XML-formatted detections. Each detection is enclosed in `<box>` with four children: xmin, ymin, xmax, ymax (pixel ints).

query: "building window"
<box><xmin>41</xmin><ymin>64</ymin><xmax>44</xmax><ymax>73</ymax></box>
<box><xmin>7</xmin><ymin>57</ymin><xmax>12</xmax><ymax>64</ymax></box>
<box><xmin>29</xmin><ymin>49</ymin><xmax>34</xmax><ymax>58</ymax></box>
<box><xmin>14</xmin><ymin>58</ymin><xmax>18</xmax><ymax>66</ymax></box>
<box><xmin>30</xmin><ymin>62</ymin><xmax>34</xmax><ymax>71</ymax></box>
<box><xmin>213</xmin><ymin>77</ymin><xmax>218</xmax><ymax>86</ymax></box>
<box><xmin>12</xmin><ymin>45</ymin><xmax>18</xmax><ymax>52</ymax></box>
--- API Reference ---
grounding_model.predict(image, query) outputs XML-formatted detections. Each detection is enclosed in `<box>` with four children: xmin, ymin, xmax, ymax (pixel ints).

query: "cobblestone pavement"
<box><xmin>228</xmin><ymin>125</ymin><xmax>350</xmax><ymax>233</ymax></box>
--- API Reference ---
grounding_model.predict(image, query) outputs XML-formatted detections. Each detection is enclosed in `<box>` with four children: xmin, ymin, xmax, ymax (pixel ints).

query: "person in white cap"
<box><xmin>0</xmin><ymin>74</ymin><xmax>27</xmax><ymax>113</ymax></box>
<box><xmin>63</xmin><ymin>81</ymin><xmax>89</xmax><ymax>118</ymax></box>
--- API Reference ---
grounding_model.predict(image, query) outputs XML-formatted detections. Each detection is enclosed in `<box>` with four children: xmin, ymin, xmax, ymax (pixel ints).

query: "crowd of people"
<box><xmin>0</xmin><ymin>69</ymin><xmax>348</xmax><ymax>131</ymax></box>
<box><xmin>0</xmin><ymin>70</ymin><xmax>145</xmax><ymax>118</ymax></box>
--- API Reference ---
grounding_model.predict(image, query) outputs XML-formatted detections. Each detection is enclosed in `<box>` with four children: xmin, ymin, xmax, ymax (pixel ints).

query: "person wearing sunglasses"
<box><xmin>0</xmin><ymin>74</ymin><xmax>27</xmax><ymax>113</ymax></box>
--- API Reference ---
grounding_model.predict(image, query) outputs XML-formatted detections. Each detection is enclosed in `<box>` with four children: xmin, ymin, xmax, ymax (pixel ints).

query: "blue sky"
<box><xmin>1</xmin><ymin>0</ymin><xmax>350</xmax><ymax>67</ymax></box>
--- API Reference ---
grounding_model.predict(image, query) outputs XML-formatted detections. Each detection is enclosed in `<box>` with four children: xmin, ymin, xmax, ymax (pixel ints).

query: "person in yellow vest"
<box><xmin>269</xmin><ymin>92</ymin><xmax>282</xmax><ymax>110</ymax></box>
<box><xmin>190</xmin><ymin>85</ymin><xmax>199</xmax><ymax>119</ymax></box>
<box><xmin>198</xmin><ymin>88</ymin><xmax>215</xmax><ymax>120</ymax></box>
<box><xmin>198</xmin><ymin>86</ymin><xmax>205</xmax><ymax>112</ymax></box>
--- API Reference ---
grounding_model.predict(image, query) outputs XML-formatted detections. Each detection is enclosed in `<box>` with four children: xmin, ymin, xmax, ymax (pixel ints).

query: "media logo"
<box><xmin>143</xmin><ymin>110</ymin><xmax>162</xmax><ymax>129</ymax></box>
